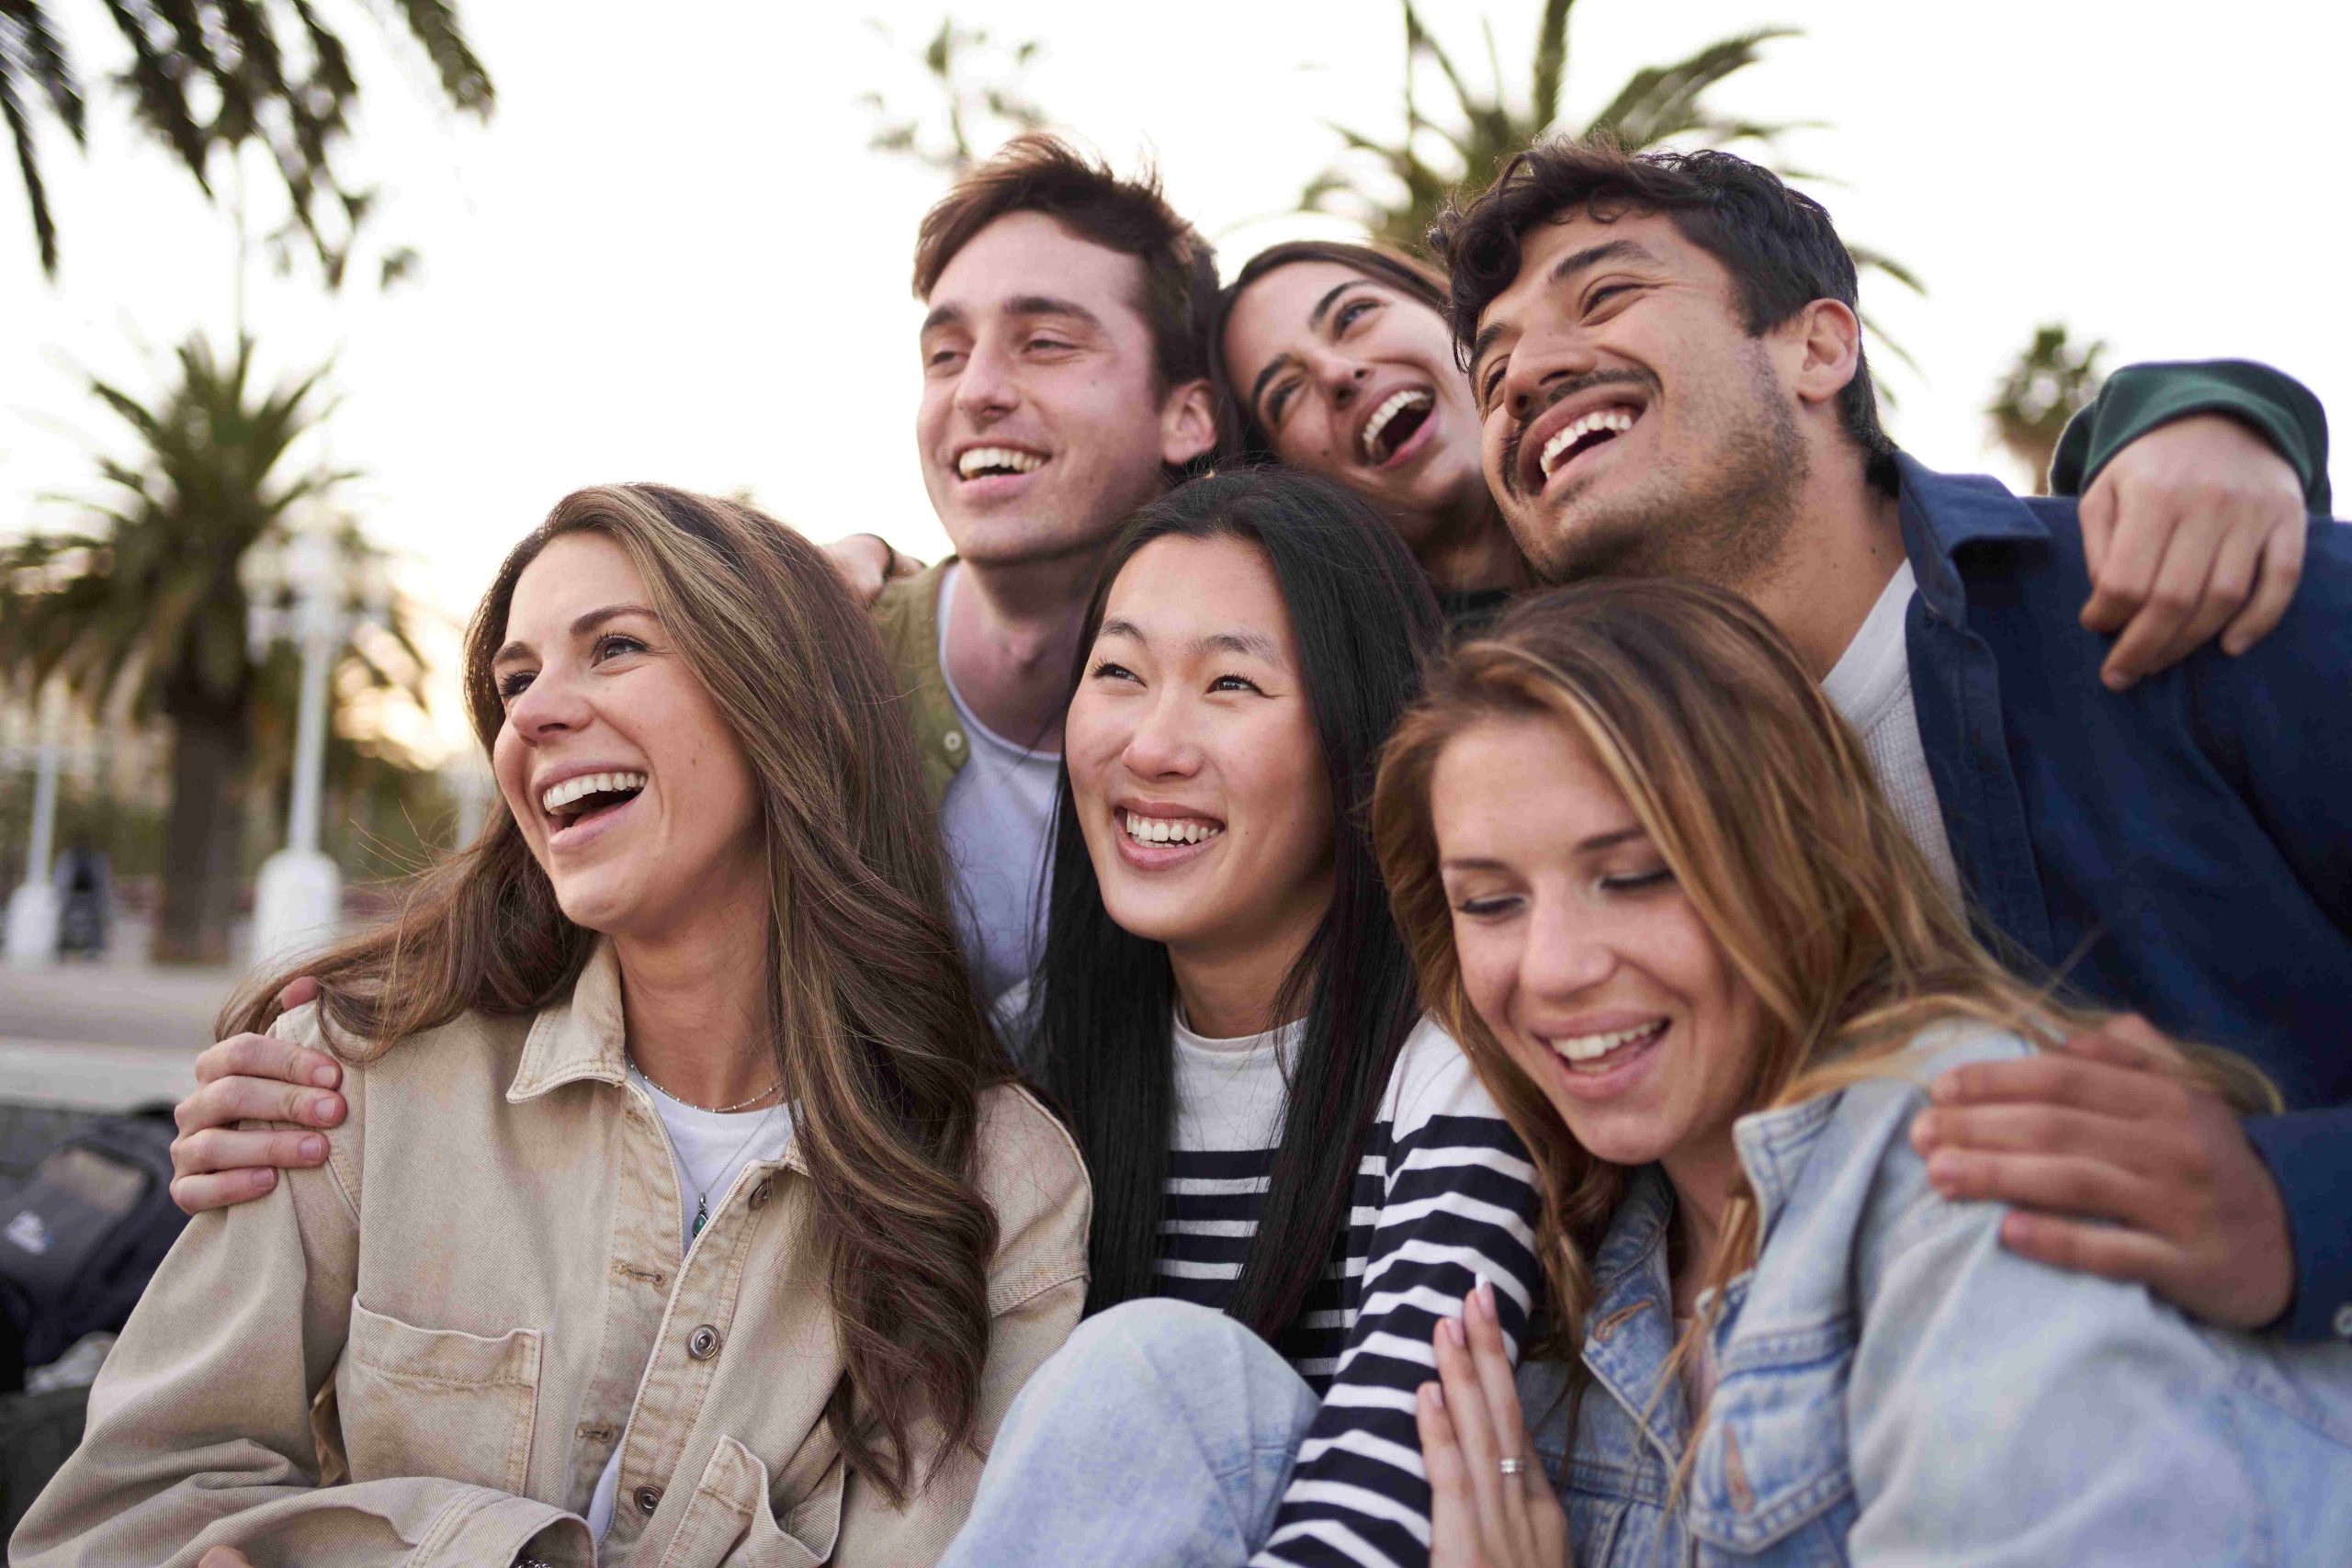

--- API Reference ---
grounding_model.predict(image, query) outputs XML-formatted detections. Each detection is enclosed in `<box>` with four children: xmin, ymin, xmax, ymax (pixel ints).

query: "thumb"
<box><xmin>277</xmin><ymin>974</ymin><xmax>322</xmax><ymax>1013</ymax></box>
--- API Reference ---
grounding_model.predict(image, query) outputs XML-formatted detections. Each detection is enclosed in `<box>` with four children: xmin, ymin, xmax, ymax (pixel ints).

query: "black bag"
<box><xmin>0</xmin><ymin>1115</ymin><xmax>189</xmax><ymax>1388</ymax></box>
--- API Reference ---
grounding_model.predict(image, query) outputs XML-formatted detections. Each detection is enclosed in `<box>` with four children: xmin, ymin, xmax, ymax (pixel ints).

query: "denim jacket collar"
<box><xmin>1892</xmin><ymin>453</ymin><xmax>2050</xmax><ymax>627</ymax></box>
<box><xmin>505</xmin><ymin>940</ymin><xmax>810</xmax><ymax>1175</ymax></box>
<box><xmin>1579</xmin><ymin>1167</ymin><xmax>1690</xmax><ymax>1468</ymax></box>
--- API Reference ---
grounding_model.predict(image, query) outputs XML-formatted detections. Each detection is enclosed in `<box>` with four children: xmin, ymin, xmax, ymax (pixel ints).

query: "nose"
<box><xmin>1517</xmin><ymin>889</ymin><xmax>1617</xmax><ymax>1003</ymax></box>
<box><xmin>953</xmin><ymin>334</ymin><xmax>1020</xmax><ymax>423</ymax></box>
<box><xmin>504</xmin><ymin>664</ymin><xmax>592</xmax><ymax>748</ymax></box>
<box><xmin>1120</xmin><ymin>689</ymin><xmax>1204</xmax><ymax>781</ymax></box>
<box><xmin>1306</xmin><ymin>346</ymin><xmax>1372</xmax><ymax>409</ymax></box>
<box><xmin>1501</xmin><ymin>328</ymin><xmax>1600</xmax><ymax>425</ymax></box>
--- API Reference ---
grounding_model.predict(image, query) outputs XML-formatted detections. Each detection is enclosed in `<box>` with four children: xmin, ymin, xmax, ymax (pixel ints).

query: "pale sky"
<box><xmin>6</xmin><ymin>0</ymin><xmax>2347</xmax><ymax>760</ymax></box>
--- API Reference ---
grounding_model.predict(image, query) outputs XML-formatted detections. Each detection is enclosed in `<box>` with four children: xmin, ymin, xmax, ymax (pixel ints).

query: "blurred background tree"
<box><xmin>1987</xmin><ymin>321</ymin><xmax>2107</xmax><ymax>493</ymax></box>
<box><xmin>861</xmin><ymin>17</ymin><xmax>1047</xmax><ymax>179</ymax></box>
<box><xmin>0</xmin><ymin>337</ymin><xmax>428</xmax><ymax>962</ymax></box>
<box><xmin>1302</xmin><ymin>0</ymin><xmax>1921</xmax><ymax>366</ymax></box>
<box><xmin>1</xmin><ymin>0</ymin><xmax>492</xmax><ymax>284</ymax></box>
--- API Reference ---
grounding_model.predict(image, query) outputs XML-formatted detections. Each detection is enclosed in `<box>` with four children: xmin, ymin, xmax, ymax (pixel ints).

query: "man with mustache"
<box><xmin>1441</xmin><ymin>139</ymin><xmax>2347</xmax><ymax>1343</ymax></box>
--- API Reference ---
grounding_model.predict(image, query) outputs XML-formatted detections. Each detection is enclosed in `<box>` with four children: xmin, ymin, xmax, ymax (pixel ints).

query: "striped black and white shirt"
<box><xmin>1160</xmin><ymin>1009</ymin><xmax>1543</xmax><ymax>1568</ymax></box>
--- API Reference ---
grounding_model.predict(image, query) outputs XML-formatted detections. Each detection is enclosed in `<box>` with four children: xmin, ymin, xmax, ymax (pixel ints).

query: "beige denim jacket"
<box><xmin>13</xmin><ymin>943</ymin><xmax>1091</xmax><ymax>1567</ymax></box>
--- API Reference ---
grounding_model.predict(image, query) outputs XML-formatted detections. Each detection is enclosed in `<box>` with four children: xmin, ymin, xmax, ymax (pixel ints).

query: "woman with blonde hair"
<box><xmin>15</xmin><ymin>484</ymin><xmax>1089</xmax><ymax>1568</ymax></box>
<box><xmin>1366</xmin><ymin>577</ymin><xmax>2351</xmax><ymax>1565</ymax></box>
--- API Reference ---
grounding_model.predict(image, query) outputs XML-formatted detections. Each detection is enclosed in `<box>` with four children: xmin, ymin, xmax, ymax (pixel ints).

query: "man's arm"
<box><xmin>2052</xmin><ymin>360</ymin><xmax>2327</xmax><ymax>686</ymax></box>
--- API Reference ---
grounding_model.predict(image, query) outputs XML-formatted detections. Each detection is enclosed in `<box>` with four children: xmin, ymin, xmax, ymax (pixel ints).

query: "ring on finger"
<box><xmin>1498</xmin><ymin>1457</ymin><xmax>1529</xmax><ymax>1478</ymax></box>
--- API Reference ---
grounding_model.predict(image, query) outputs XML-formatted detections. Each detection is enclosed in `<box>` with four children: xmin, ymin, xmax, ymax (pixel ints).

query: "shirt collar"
<box><xmin>504</xmin><ymin>940</ymin><xmax>812</xmax><ymax>1174</ymax></box>
<box><xmin>1729</xmin><ymin>1092</ymin><xmax>1844</xmax><ymax>1244</ymax></box>
<box><xmin>1893</xmin><ymin>453</ymin><xmax>2052</xmax><ymax>626</ymax></box>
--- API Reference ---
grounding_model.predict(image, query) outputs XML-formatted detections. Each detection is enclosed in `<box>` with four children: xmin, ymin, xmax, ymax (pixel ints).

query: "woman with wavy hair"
<box><xmin>16</xmin><ymin>485</ymin><xmax>1089</xmax><ymax>1568</ymax></box>
<box><xmin>1367</xmin><ymin>578</ymin><xmax>2351</xmax><ymax>1565</ymax></box>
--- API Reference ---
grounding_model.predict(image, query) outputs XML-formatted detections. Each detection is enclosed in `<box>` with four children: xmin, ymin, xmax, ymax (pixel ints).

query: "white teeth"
<box><xmin>1359</xmin><ymin>388</ymin><xmax>1434</xmax><ymax>461</ymax></box>
<box><xmin>1122</xmin><ymin>811</ymin><xmax>1223</xmax><ymax>847</ymax></box>
<box><xmin>1547</xmin><ymin>1020</ymin><xmax>1666</xmax><ymax>1063</ymax></box>
<box><xmin>1537</xmin><ymin>405</ymin><xmax>1638</xmax><ymax>479</ymax></box>
<box><xmin>540</xmin><ymin>771</ymin><xmax>649</xmax><ymax>816</ymax></box>
<box><xmin>957</xmin><ymin>446</ymin><xmax>1046</xmax><ymax>478</ymax></box>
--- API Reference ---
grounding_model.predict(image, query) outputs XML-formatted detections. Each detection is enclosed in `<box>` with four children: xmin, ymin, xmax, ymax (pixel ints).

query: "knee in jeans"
<box><xmin>1065</xmin><ymin>1297</ymin><xmax>1254</xmax><ymax>1382</ymax></box>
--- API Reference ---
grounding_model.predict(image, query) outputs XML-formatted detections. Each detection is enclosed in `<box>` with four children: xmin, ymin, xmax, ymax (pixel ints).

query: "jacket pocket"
<box><xmin>1681</xmin><ymin>1352</ymin><xmax>1856</xmax><ymax>1559</ymax></box>
<box><xmin>339</xmin><ymin>1297</ymin><xmax>542</xmax><ymax>1495</ymax></box>
<box><xmin>656</xmin><ymin>1436</ymin><xmax>845</xmax><ymax>1568</ymax></box>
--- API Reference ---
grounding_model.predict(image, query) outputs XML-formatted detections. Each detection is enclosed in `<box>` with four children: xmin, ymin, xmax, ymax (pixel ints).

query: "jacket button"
<box><xmin>634</xmin><ymin>1484</ymin><xmax>663</xmax><ymax>1515</ymax></box>
<box><xmin>2335</xmin><ymin>1303</ymin><xmax>2352</xmax><ymax>1338</ymax></box>
<box><xmin>944</xmin><ymin>730</ymin><xmax>965</xmax><ymax>753</ymax></box>
<box><xmin>687</xmin><ymin>1324</ymin><xmax>723</xmax><ymax>1360</ymax></box>
<box><xmin>749</xmin><ymin>1179</ymin><xmax>772</xmax><ymax>1210</ymax></box>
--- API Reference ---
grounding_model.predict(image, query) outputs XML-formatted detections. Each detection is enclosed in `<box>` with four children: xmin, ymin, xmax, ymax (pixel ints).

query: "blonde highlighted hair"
<box><xmin>227</xmin><ymin>484</ymin><xmax>1010</xmax><ymax>1500</ymax></box>
<box><xmin>1372</xmin><ymin>577</ymin><xmax>2273</xmax><ymax>1413</ymax></box>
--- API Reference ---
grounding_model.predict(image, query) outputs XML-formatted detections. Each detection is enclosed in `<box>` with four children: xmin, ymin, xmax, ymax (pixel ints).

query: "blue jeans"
<box><xmin>941</xmin><ymin>1299</ymin><xmax>1319</xmax><ymax>1567</ymax></box>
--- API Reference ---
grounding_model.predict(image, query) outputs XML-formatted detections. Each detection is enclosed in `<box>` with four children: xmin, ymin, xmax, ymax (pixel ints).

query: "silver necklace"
<box><xmin>628</xmin><ymin>1053</ymin><xmax>786</xmax><ymax>1238</ymax></box>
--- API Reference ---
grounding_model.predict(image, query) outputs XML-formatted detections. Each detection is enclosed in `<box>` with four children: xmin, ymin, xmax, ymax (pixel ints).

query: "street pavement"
<box><xmin>0</xmin><ymin>919</ymin><xmax>252</xmax><ymax>1114</ymax></box>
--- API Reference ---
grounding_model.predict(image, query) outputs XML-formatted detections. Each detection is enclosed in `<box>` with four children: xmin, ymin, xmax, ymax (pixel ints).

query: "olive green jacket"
<box><xmin>870</xmin><ymin>561</ymin><xmax>971</xmax><ymax>809</ymax></box>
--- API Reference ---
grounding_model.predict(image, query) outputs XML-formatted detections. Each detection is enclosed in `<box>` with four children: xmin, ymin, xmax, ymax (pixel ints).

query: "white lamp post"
<box><xmin>4</xmin><ymin>678</ymin><xmax>66</xmax><ymax>968</ymax></box>
<box><xmin>245</xmin><ymin>529</ymin><xmax>388</xmax><ymax>965</ymax></box>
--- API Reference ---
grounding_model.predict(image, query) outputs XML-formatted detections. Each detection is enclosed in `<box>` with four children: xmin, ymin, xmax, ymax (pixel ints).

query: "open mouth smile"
<box><xmin>955</xmin><ymin>445</ymin><xmax>1049</xmax><ymax>484</ymax></box>
<box><xmin>1358</xmin><ymin>388</ymin><xmax>1436</xmax><ymax>468</ymax></box>
<box><xmin>1534</xmin><ymin>403</ymin><xmax>1642</xmax><ymax>490</ymax></box>
<box><xmin>1538</xmin><ymin>1016</ymin><xmax>1668</xmax><ymax>1100</ymax></box>
<box><xmin>1114</xmin><ymin>807</ymin><xmax>1226</xmax><ymax>868</ymax></box>
<box><xmin>538</xmin><ymin>769</ymin><xmax>648</xmax><ymax>849</ymax></box>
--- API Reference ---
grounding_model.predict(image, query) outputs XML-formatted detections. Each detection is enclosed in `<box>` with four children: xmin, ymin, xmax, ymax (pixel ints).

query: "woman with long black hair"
<box><xmin>943</xmin><ymin>466</ymin><xmax>1543</xmax><ymax>1568</ymax></box>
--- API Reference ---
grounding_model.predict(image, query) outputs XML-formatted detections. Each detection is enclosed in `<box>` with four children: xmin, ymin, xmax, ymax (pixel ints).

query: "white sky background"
<box><xmin>5</xmin><ymin>0</ymin><xmax>2348</xmax><ymax>761</ymax></box>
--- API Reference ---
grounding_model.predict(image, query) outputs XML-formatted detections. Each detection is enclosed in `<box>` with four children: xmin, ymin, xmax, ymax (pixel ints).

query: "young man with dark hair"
<box><xmin>1437</xmin><ymin>140</ymin><xmax>2348</xmax><ymax>1342</ymax></box>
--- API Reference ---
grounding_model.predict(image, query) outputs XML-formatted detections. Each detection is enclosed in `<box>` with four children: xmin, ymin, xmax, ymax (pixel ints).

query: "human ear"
<box><xmin>1160</xmin><ymin>378</ymin><xmax>1218</xmax><ymax>467</ymax></box>
<box><xmin>1787</xmin><ymin>299</ymin><xmax>1863</xmax><ymax>412</ymax></box>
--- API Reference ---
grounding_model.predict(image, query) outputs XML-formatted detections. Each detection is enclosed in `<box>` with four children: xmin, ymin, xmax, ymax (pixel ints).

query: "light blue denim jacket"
<box><xmin>1518</xmin><ymin>1026</ymin><xmax>2352</xmax><ymax>1565</ymax></box>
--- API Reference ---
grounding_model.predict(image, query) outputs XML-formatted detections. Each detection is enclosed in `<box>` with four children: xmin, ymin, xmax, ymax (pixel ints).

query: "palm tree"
<box><xmin>860</xmin><ymin>17</ymin><xmax>1048</xmax><ymax>179</ymax></box>
<box><xmin>1</xmin><ymin>0</ymin><xmax>492</xmax><ymax>282</ymax></box>
<box><xmin>1988</xmin><ymin>322</ymin><xmax>2107</xmax><ymax>493</ymax></box>
<box><xmin>1301</xmin><ymin>1</ymin><xmax>1921</xmax><ymax>360</ymax></box>
<box><xmin>0</xmin><ymin>336</ymin><xmax>420</xmax><ymax>962</ymax></box>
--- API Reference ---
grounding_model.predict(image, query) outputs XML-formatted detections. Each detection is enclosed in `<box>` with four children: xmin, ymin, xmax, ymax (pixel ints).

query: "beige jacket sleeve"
<box><xmin>830</xmin><ymin>1084</ymin><xmax>1091</xmax><ymax>1567</ymax></box>
<box><xmin>9</xmin><ymin>1006</ymin><xmax>590</xmax><ymax>1568</ymax></box>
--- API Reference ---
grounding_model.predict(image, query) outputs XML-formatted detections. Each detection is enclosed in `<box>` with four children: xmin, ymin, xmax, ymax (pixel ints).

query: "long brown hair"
<box><xmin>1372</xmin><ymin>578</ymin><xmax>2274</xmax><ymax>1417</ymax></box>
<box><xmin>226</xmin><ymin>484</ymin><xmax>1011</xmax><ymax>1500</ymax></box>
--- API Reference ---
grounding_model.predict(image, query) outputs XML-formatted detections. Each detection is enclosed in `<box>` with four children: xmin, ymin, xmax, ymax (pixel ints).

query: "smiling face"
<box><xmin>1066</xmin><ymin>532</ymin><xmax>1335</xmax><ymax>969</ymax></box>
<box><xmin>489</xmin><ymin>532</ymin><xmax>766</xmax><ymax>940</ymax></box>
<box><xmin>917</xmin><ymin>211</ymin><xmax>1214</xmax><ymax>569</ymax></box>
<box><xmin>1465</xmin><ymin>209</ymin><xmax>1805</xmax><ymax>588</ymax></box>
<box><xmin>1430</xmin><ymin>712</ymin><xmax>1760</xmax><ymax>1196</ymax></box>
<box><xmin>1218</xmin><ymin>260</ymin><xmax>1487</xmax><ymax>554</ymax></box>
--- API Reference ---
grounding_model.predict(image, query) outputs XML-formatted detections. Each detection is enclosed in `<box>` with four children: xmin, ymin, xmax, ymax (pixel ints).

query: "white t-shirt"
<box><xmin>1820</xmin><ymin>559</ymin><xmax>1964</xmax><ymax>904</ymax></box>
<box><xmin>585</xmin><ymin>1075</ymin><xmax>795</xmax><ymax>1542</ymax></box>
<box><xmin>935</xmin><ymin>563</ymin><xmax>1063</xmax><ymax>1001</ymax></box>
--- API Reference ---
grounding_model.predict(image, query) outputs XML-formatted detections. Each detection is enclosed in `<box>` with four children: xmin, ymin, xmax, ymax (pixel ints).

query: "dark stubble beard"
<box><xmin>1527</xmin><ymin>342</ymin><xmax>1808</xmax><ymax>592</ymax></box>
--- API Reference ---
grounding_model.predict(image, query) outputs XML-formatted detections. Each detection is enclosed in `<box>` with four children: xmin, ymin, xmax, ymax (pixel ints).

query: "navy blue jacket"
<box><xmin>1897</xmin><ymin>456</ymin><xmax>2351</xmax><ymax>1340</ymax></box>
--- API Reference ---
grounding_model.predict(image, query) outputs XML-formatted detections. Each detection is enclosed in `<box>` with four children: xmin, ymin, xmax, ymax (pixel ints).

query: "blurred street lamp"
<box><xmin>243</xmin><ymin>528</ymin><xmax>390</xmax><ymax>965</ymax></box>
<box><xmin>4</xmin><ymin>679</ymin><xmax>66</xmax><ymax>968</ymax></box>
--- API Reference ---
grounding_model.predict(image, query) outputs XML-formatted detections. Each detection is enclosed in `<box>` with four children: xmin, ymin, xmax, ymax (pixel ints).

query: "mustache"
<box><xmin>1498</xmin><ymin>368</ymin><xmax>1661</xmax><ymax>494</ymax></box>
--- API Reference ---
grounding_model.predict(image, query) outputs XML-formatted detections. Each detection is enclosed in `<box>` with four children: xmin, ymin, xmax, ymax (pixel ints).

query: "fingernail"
<box><xmin>2102</xmin><ymin>670</ymin><xmax>2130</xmax><ymax>692</ymax></box>
<box><xmin>1429</xmin><ymin>1382</ymin><xmax>1446</xmax><ymax>1411</ymax></box>
<box><xmin>1927</xmin><ymin>1151</ymin><xmax>1960</xmax><ymax>1185</ymax></box>
<box><xmin>1444</xmin><ymin>1315</ymin><xmax>1466</xmax><ymax>1348</ymax></box>
<box><xmin>1928</xmin><ymin>1075</ymin><xmax>1960</xmax><ymax>1105</ymax></box>
<box><xmin>253</xmin><ymin>1168</ymin><xmax>277</xmax><ymax>1191</ymax></box>
<box><xmin>312</xmin><ymin>1066</ymin><xmax>339</xmax><ymax>1088</ymax></box>
<box><xmin>310</xmin><ymin>1096</ymin><xmax>337</xmax><ymax>1122</ymax></box>
<box><xmin>1476</xmin><ymin>1276</ymin><xmax>1496</xmax><ymax>1316</ymax></box>
<box><xmin>1909</xmin><ymin>1112</ymin><xmax>1937</xmax><ymax>1150</ymax></box>
<box><xmin>299</xmin><ymin>1134</ymin><xmax>326</xmax><ymax>1160</ymax></box>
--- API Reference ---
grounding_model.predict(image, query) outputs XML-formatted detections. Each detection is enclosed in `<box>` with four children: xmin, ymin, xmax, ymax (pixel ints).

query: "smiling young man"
<box><xmin>877</xmin><ymin>136</ymin><xmax>1219</xmax><ymax>1003</ymax></box>
<box><xmin>1435</xmin><ymin>141</ymin><xmax>2351</xmax><ymax>1343</ymax></box>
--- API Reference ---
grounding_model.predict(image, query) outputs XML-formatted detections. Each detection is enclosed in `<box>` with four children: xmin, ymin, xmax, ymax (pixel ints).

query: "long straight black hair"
<box><xmin>1032</xmin><ymin>466</ymin><xmax>1447</xmax><ymax>1337</ymax></box>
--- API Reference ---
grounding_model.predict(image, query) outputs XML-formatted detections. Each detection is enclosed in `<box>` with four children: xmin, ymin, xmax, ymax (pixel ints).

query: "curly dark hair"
<box><xmin>1430</xmin><ymin>141</ymin><xmax>1897</xmax><ymax>488</ymax></box>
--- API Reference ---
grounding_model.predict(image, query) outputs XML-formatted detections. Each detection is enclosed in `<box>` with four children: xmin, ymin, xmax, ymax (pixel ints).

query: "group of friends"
<box><xmin>11</xmin><ymin>131</ymin><xmax>2350</xmax><ymax>1568</ymax></box>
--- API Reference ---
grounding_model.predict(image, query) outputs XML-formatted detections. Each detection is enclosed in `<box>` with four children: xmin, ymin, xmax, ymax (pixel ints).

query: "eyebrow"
<box><xmin>1097</xmin><ymin>617</ymin><xmax>1284</xmax><ymax>664</ymax></box>
<box><xmin>1248</xmin><ymin>280</ymin><xmax>1374</xmax><ymax>417</ymax></box>
<box><xmin>492</xmin><ymin>603</ymin><xmax>656</xmax><ymax>666</ymax></box>
<box><xmin>1466</xmin><ymin>239</ymin><xmax>1662</xmax><ymax>390</ymax></box>
<box><xmin>1439</xmin><ymin>826</ymin><xmax>1648</xmax><ymax>873</ymax></box>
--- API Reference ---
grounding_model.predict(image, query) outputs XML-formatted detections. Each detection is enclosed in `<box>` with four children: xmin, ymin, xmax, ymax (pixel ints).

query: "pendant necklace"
<box><xmin>629</xmin><ymin>1053</ymin><xmax>784</xmax><ymax>1239</ymax></box>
